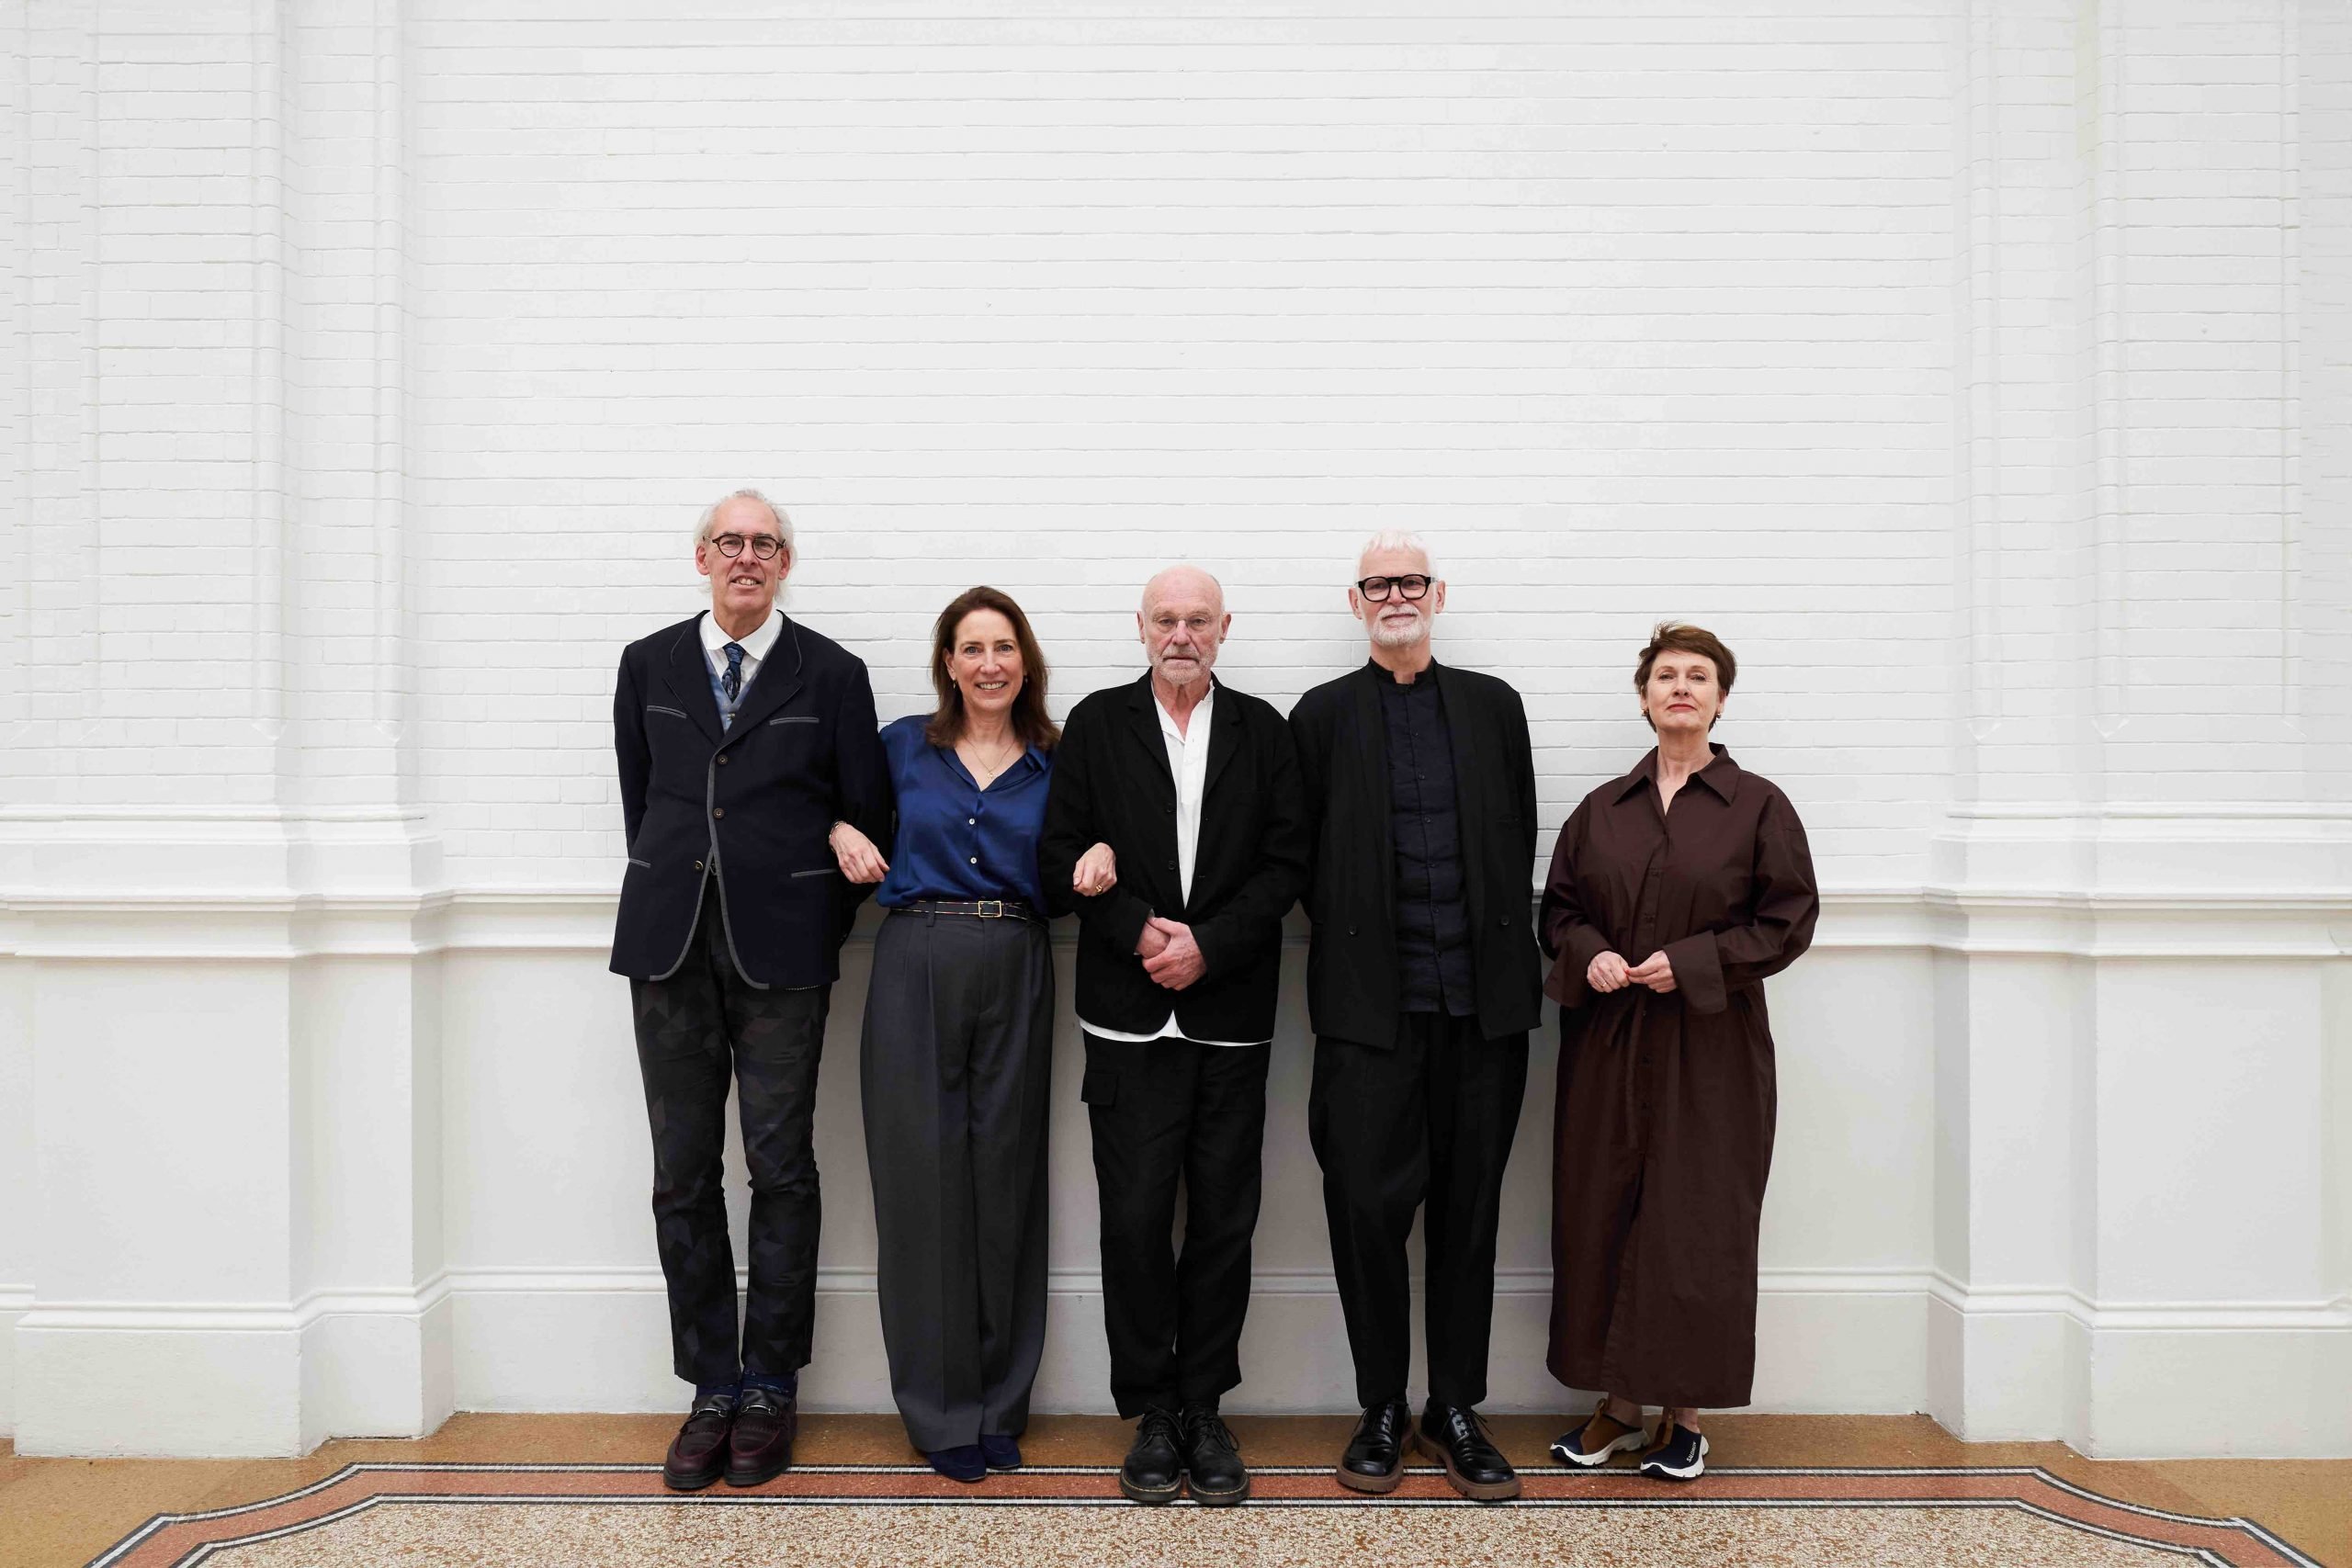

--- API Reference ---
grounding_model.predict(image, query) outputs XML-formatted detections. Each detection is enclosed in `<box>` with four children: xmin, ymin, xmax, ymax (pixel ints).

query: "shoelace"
<box><xmin>1439</xmin><ymin>1406</ymin><xmax>1498</xmax><ymax>1450</ymax></box>
<box><xmin>1138</xmin><ymin>1407</ymin><xmax>1183</xmax><ymax>1446</ymax></box>
<box><xmin>1182</xmin><ymin>1410</ymin><xmax>1238</xmax><ymax>1452</ymax></box>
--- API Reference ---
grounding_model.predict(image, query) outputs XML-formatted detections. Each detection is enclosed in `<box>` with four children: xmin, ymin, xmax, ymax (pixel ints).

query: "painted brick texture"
<box><xmin>4</xmin><ymin>1</ymin><xmax>2343</xmax><ymax>886</ymax></box>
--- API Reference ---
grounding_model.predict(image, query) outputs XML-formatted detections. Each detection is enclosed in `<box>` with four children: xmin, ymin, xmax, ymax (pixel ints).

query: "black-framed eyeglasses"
<box><xmin>711</xmin><ymin>533</ymin><xmax>785</xmax><ymax>561</ymax></box>
<box><xmin>1355</xmin><ymin>573</ymin><xmax>1432</xmax><ymax>602</ymax></box>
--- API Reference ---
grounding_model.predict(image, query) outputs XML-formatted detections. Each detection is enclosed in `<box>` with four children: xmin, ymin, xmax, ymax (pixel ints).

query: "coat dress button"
<box><xmin>718</xmin><ymin>754</ymin><xmax>729</xmax><ymax>765</ymax></box>
<box><xmin>713</xmin><ymin>807</ymin><xmax>724</xmax><ymax>818</ymax></box>
<box><xmin>693</xmin><ymin>860</ymin><xmax>705</xmax><ymax>871</ymax></box>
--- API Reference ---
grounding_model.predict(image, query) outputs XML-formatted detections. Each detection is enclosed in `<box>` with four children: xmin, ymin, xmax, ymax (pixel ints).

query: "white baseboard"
<box><xmin>10</xmin><ymin>1270</ymin><xmax>2347</xmax><ymax>1454</ymax></box>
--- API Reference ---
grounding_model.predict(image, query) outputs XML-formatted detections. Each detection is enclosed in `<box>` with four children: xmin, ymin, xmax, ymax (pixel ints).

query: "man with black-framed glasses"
<box><xmin>1288</xmin><ymin>530</ymin><xmax>1544</xmax><ymax>1503</ymax></box>
<box><xmin>609</xmin><ymin>487</ymin><xmax>892</xmax><ymax>1493</ymax></box>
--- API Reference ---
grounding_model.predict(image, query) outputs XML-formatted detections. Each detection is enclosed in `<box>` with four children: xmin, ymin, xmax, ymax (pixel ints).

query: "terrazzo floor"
<box><xmin>6</xmin><ymin>1414</ymin><xmax>2344</xmax><ymax>1568</ymax></box>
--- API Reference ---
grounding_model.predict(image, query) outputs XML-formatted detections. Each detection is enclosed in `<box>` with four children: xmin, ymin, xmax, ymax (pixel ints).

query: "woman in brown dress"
<box><xmin>1539</xmin><ymin>624</ymin><xmax>1818</xmax><ymax>1482</ymax></box>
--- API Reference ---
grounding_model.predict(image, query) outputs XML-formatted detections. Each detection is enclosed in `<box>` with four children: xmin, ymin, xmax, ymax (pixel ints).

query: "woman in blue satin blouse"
<box><xmin>827</xmin><ymin>584</ymin><xmax>1087</xmax><ymax>1483</ymax></box>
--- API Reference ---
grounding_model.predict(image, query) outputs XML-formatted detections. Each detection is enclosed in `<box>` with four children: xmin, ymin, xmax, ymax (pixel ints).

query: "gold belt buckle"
<box><xmin>976</xmin><ymin>900</ymin><xmax>1004</xmax><ymax>919</ymax></box>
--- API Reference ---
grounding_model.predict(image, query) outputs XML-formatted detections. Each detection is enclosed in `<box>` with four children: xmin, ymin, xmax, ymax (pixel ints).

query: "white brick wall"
<box><xmin>6</xmin><ymin>0</ymin><xmax>2338</xmax><ymax>883</ymax></box>
<box><xmin>399</xmin><ymin>1</ymin><xmax>1964</xmax><ymax>886</ymax></box>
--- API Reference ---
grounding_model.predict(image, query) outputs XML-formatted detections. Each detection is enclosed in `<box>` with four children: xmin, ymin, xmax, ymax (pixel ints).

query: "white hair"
<box><xmin>695</xmin><ymin>487</ymin><xmax>795</xmax><ymax>555</ymax></box>
<box><xmin>1355</xmin><ymin>528</ymin><xmax>1435</xmax><ymax>581</ymax></box>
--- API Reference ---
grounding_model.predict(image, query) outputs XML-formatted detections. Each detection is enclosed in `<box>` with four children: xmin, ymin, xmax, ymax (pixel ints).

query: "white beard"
<box><xmin>1368</xmin><ymin>614</ymin><xmax>1429</xmax><ymax>650</ymax></box>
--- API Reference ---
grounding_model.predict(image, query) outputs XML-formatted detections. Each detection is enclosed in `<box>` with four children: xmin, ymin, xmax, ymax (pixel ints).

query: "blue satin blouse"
<box><xmin>874</xmin><ymin>715</ymin><xmax>1052</xmax><ymax>909</ymax></box>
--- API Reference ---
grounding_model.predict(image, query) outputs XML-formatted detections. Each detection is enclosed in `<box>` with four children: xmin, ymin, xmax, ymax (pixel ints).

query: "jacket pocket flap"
<box><xmin>1079</xmin><ymin>1064</ymin><xmax>1118</xmax><ymax>1107</ymax></box>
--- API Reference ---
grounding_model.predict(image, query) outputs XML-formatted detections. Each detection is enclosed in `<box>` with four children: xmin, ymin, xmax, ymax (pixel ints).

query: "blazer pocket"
<box><xmin>645</xmin><ymin>705</ymin><xmax>691</xmax><ymax>721</ymax></box>
<box><xmin>627</xmin><ymin>856</ymin><xmax>653</xmax><ymax>869</ymax></box>
<box><xmin>1080</xmin><ymin>1064</ymin><xmax>1119</xmax><ymax>1107</ymax></box>
<box><xmin>790</xmin><ymin>866</ymin><xmax>836</xmax><ymax>879</ymax></box>
<box><xmin>768</xmin><ymin>714</ymin><xmax>820</xmax><ymax>727</ymax></box>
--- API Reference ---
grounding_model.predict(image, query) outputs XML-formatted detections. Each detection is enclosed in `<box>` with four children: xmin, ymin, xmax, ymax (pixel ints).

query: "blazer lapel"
<box><xmin>724</xmin><ymin>616</ymin><xmax>808</xmax><ymax>740</ymax></box>
<box><xmin>1434</xmin><ymin>660</ymin><xmax>1487</xmax><ymax>911</ymax></box>
<box><xmin>1200</xmin><ymin>677</ymin><xmax>1245</xmax><ymax>800</ymax></box>
<box><xmin>660</xmin><ymin>619</ymin><xmax>727</xmax><ymax>747</ymax></box>
<box><xmin>1125</xmin><ymin>675</ymin><xmax>1177</xmax><ymax>796</ymax></box>
<box><xmin>1349</xmin><ymin>663</ymin><xmax>1395</xmax><ymax>909</ymax></box>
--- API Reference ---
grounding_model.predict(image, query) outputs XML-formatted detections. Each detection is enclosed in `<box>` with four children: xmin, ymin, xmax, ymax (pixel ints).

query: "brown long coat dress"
<box><xmin>1540</xmin><ymin>744</ymin><xmax>1818</xmax><ymax>1409</ymax></box>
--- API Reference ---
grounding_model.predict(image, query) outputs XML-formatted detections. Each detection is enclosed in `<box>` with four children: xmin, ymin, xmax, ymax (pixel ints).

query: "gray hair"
<box><xmin>695</xmin><ymin>487</ymin><xmax>795</xmax><ymax>555</ymax></box>
<box><xmin>1355</xmin><ymin>528</ymin><xmax>1435</xmax><ymax>581</ymax></box>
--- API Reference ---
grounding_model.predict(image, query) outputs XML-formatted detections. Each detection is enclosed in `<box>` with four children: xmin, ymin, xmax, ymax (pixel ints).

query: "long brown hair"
<box><xmin>924</xmin><ymin>585</ymin><xmax>1060</xmax><ymax>751</ymax></box>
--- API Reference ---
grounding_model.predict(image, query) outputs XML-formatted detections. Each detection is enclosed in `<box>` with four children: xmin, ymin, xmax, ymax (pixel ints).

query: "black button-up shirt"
<box><xmin>1378</xmin><ymin>666</ymin><xmax>1476</xmax><ymax>1016</ymax></box>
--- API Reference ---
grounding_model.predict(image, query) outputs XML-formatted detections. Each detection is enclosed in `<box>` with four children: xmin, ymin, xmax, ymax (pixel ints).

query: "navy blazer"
<box><xmin>1288</xmin><ymin>660</ymin><xmax>1544</xmax><ymax>1048</ymax></box>
<box><xmin>609</xmin><ymin>613</ymin><xmax>892</xmax><ymax>988</ymax></box>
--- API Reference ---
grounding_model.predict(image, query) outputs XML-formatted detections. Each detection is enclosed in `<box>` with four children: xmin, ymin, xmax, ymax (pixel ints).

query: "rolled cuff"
<box><xmin>1663</xmin><ymin>931</ymin><xmax>1726</xmax><ymax>1013</ymax></box>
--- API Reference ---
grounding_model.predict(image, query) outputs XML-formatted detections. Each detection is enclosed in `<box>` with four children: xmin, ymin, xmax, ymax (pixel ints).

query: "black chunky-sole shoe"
<box><xmin>1415</xmin><ymin>1402</ymin><xmax>1521</xmax><ymax>1502</ymax></box>
<box><xmin>1179</xmin><ymin>1404</ymin><xmax>1250</xmax><ymax>1506</ymax></box>
<box><xmin>1333</xmin><ymin>1399</ymin><xmax>1412</xmax><ymax>1495</ymax></box>
<box><xmin>1119</xmin><ymin>1408</ymin><xmax>1185</xmax><ymax>1504</ymax></box>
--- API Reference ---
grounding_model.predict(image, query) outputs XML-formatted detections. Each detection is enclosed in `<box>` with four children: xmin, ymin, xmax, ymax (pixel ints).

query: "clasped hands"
<box><xmin>1587</xmin><ymin>948</ymin><xmax>1677</xmax><ymax>995</ymax></box>
<box><xmin>1069</xmin><ymin>844</ymin><xmax>1203</xmax><ymax>990</ymax></box>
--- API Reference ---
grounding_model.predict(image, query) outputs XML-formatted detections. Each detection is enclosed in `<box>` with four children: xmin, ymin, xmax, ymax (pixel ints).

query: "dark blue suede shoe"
<box><xmin>979</xmin><ymin>1434</ymin><xmax>1022</xmax><ymax>1472</ymax></box>
<box><xmin>924</xmin><ymin>1444</ymin><xmax>987</xmax><ymax>1483</ymax></box>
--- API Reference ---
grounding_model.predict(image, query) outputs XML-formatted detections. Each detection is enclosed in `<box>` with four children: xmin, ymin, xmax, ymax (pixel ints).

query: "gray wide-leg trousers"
<box><xmin>861</xmin><ymin>908</ymin><xmax>1054</xmax><ymax>1452</ymax></box>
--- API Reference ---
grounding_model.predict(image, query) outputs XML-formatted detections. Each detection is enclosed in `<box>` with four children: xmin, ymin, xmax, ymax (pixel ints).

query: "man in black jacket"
<box><xmin>1041</xmin><ymin>565</ymin><xmax>1307</xmax><ymax>1507</ymax></box>
<box><xmin>610</xmin><ymin>489</ymin><xmax>891</xmax><ymax>1493</ymax></box>
<box><xmin>1287</xmin><ymin>532</ymin><xmax>1544</xmax><ymax>1503</ymax></box>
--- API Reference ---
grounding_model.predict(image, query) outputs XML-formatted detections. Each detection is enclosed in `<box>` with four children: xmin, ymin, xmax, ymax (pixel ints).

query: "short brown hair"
<box><xmin>1634</xmin><ymin>622</ymin><xmax>1736</xmax><ymax>731</ymax></box>
<box><xmin>925</xmin><ymin>586</ymin><xmax>1060</xmax><ymax>751</ymax></box>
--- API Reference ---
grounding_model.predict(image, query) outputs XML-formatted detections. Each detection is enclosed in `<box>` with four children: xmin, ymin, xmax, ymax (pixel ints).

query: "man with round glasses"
<box><xmin>609</xmin><ymin>488</ymin><xmax>892</xmax><ymax>1492</ymax></box>
<box><xmin>1287</xmin><ymin>530</ymin><xmax>1544</xmax><ymax>1502</ymax></box>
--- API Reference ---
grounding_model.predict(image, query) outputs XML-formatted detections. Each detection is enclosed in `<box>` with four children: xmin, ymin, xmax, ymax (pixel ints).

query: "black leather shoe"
<box><xmin>724</xmin><ymin>1384</ymin><xmax>797</xmax><ymax>1487</ymax></box>
<box><xmin>1335</xmin><ymin>1398</ymin><xmax>1412</xmax><ymax>1494</ymax></box>
<box><xmin>1416</xmin><ymin>1401</ymin><xmax>1521</xmax><ymax>1501</ymax></box>
<box><xmin>1119</xmin><ymin>1407</ymin><xmax>1185</xmax><ymax>1504</ymax></box>
<box><xmin>662</xmin><ymin>1390</ymin><xmax>736</xmax><ymax>1492</ymax></box>
<box><xmin>1179</xmin><ymin>1404</ymin><xmax>1250</xmax><ymax>1506</ymax></box>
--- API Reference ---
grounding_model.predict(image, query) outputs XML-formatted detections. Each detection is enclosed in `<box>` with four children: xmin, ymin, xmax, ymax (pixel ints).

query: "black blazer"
<box><xmin>1287</xmin><ymin>660</ymin><xmax>1544</xmax><ymax>1048</ymax></box>
<box><xmin>609</xmin><ymin>613</ymin><xmax>891</xmax><ymax>988</ymax></box>
<box><xmin>1041</xmin><ymin>674</ymin><xmax>1308</xmax><ymax>1043</ymax></box>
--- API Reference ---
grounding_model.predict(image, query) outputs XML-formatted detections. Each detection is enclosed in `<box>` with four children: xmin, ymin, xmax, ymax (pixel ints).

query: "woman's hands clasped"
<box><xmin>829</xmin><ymin>820</ymin><xmax>890</xmax><ymax>884</ymax></box>
<box><xmin>1588</xmin><ymin>949</ymin><xmax>1677</xmax><ymax>995</ymax></box>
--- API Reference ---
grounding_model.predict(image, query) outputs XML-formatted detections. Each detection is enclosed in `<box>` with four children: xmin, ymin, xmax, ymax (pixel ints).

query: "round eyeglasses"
<box><xmin>710</xmin><ymin>533</ymin><xmax>785</xmax><ymax>561</ymax></box>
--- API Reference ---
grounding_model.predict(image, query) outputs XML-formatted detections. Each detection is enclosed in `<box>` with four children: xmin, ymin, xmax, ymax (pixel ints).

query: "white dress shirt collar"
<box><xmin>700</xmin><ymin>608</ymin><xmax>784</xmax><ymax>677</ymax></box>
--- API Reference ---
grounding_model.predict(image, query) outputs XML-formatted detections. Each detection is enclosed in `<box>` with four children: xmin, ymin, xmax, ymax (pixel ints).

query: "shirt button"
<box><xmin>712</xmin><ymin>807</ymin><xmax>724</xmax><ymax>819</ymax></box>
<box><xmin>967</xmin><ymin>818</ymin><xmax>977</xmax><ymax>826</ymax></box>
<box><xmin>968</xmin><ymin>856</ymin><xmax>978</xmax><ymax>865</ymax></box>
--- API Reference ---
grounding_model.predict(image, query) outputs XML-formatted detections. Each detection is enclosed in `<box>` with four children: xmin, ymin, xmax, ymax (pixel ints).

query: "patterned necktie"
<box><xmin>723</xmin><ymin>642</ymin><xmax>746</xmax><ymax>700</ymax></box>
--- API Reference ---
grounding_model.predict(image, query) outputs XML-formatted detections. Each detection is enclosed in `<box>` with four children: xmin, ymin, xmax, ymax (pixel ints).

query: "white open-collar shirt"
<box><xmin>1081</xmin><ymin>682</ymin><xmax>1269</xmax><ymax>1048</ymax></box>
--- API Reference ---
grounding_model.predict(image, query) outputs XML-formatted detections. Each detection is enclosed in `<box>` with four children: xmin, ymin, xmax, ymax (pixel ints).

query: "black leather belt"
<box><xmin>894</xmin><ymin>897</ymin><xmax>1045</xmax><ymax>926</ymax></box>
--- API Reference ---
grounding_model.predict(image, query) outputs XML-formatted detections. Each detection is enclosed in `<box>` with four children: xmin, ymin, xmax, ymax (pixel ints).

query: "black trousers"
<box><xmin>1081</xmin><ymin>1032</ymin><xmax>1272</xmax><ymax>1417</ymax></box>
<box><xmin>630</xmin><ymin>878</ymin><xmax>831</xmax><ymax>1389</ymax></box>
<box><xmin>1308</xmin><ymin>1013</ymin><xmax>1529</xmax><ymax>1410</ymax></box>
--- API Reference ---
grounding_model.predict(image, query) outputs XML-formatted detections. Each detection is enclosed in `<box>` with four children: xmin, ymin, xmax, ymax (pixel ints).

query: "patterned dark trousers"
<box><xmin>630</xmin><ymin>880</ymin><xmax>831</xmax><ymax>1388</ymax></box>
